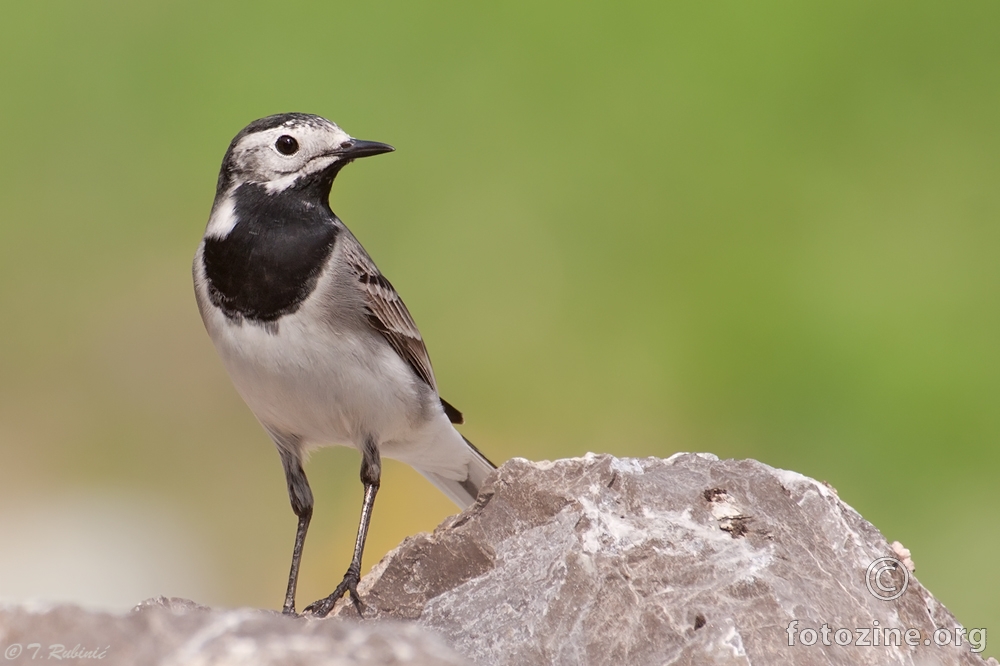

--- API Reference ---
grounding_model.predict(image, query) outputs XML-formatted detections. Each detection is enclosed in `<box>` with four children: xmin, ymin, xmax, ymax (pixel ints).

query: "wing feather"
<box><xmin>343</xmin><ymin>241</ymin><xmax>438</xmax><ymax>391</ymax></box>
<box><xmin>341</xmin><ymin>240</ymin><xmax>464</xmax><ymax>424</ymax></box>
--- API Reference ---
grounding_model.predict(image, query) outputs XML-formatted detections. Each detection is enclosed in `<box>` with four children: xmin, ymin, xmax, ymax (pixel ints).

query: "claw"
<box><xmin>304</xmin><ymin>569</ymin><xmax>365</xmax><ymax>618</ymax></box>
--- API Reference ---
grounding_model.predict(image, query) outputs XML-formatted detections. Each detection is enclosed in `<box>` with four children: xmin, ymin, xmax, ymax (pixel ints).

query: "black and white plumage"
<box><xmin>193</xmin><ymin>113</ymin><xmax>495</xmax><ymax>617</ymax></box>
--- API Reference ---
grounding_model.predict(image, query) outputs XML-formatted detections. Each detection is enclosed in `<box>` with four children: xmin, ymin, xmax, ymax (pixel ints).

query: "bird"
<box><xmin>192</xmin><ymin>112</ymin><xmax>495</xmax><ymax>617</ymax></box>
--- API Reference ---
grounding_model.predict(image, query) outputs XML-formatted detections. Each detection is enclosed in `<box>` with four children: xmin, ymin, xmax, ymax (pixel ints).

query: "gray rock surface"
<box><xmin>1</xmin><ymin>454</ymin><xmax>992</xmax><ymax>665</ymax></box>
<box><xmin>0</xmin><ymin>597</ymin><xmax>469</xmax><ymax>666</ymax></box>
<box><xmin>331</xmin><ymin>453</ymin><xmax>992</xmax><ymax>666</ymax></box>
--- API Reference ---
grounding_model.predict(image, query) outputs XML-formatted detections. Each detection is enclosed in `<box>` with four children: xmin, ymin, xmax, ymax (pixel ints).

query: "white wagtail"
<box><xmin>193</xmin><ymin>113</ymin><xmax>495</xmax><ymax>617</ymax></box>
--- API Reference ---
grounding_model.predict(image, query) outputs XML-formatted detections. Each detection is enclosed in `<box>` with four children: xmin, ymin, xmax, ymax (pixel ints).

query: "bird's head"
<box><xmin>215</xmin><ymin>113</ymin><xmax>394</xmax><ymax>197</ymax></box>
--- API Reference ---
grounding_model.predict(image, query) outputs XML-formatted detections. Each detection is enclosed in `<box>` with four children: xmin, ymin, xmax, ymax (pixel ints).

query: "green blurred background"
<box><xmin>0</xmin><ymin>0</ymin><xmax>996</xmax><ymax>654</ymax></box>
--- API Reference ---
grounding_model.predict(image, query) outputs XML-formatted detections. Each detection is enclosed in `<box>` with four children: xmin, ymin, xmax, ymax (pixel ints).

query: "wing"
<box><xmin>343</xmin><ymin>240</ymin><xmax>464</xmax><ymax>424</ymax></box>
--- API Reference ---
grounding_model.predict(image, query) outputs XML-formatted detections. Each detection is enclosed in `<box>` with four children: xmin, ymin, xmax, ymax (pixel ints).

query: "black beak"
<box><xmin>337</xmin><ymin>139</ymin><xmax>395</xmax><ymax>159</ymax></box>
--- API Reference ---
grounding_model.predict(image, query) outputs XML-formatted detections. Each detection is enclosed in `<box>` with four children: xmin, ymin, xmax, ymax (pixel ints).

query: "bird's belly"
<box><xmin>212</xmin><ymin>313</ymin><xmax>421</xmax><ymax>449</ymax></box>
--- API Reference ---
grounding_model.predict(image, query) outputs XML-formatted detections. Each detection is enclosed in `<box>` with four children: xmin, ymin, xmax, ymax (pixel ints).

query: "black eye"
<box><xmin>275</xmin><ymin>135</ymin><xmax>299</xmax><ymax>155</ymax></box>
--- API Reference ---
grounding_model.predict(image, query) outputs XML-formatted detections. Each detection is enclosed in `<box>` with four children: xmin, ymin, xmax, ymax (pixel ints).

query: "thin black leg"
<box><xmin>305</xmin><ymin>437</ymin><xmax>381</xmax><ymax>617</ymax></box>
<box><xmin>278</xmin><ymin>444</ymin><xmax>313</xmax><ymax>616</ymax></box>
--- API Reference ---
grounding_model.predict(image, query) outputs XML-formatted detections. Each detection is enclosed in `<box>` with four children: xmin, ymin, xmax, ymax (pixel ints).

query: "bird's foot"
<box><xmin>303</xmin><ymin>568</ymin><xmax>364</xmax><ymax>618</ymax></box>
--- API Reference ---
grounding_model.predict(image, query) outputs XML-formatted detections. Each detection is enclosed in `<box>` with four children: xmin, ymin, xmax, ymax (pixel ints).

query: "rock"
<box><xmin>332</xmin><ymin>453</ymin><xmax>992</xmax><ymax>666</ymax></box>
<box><xmin>2</xmin><ymin>454</ymin><xmax>992</xmax><ymax>665</ymax></box>
<box><xmin>0</xmin><ymin>596</ymin><xmax>470</xmax><ymax>665</ymax></box>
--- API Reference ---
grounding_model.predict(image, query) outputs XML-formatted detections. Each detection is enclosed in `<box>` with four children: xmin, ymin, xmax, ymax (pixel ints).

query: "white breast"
<box><xmin>193</xmin><ymin>242</ymin><xmax>425</xmax><ymax>452</ymax></box>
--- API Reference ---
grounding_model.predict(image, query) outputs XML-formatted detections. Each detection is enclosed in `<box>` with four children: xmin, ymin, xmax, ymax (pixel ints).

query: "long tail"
<box><xmin>416</xmin><ymin>436</ymin><xmax>497</xmax><ymax>509</ymax></box>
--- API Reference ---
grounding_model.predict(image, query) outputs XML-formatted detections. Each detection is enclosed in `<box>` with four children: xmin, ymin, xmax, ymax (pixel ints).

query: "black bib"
<box><xmin>202</xmin><ymin>183</ymin><xmax>339</xmax><ymax>323</ymax></box>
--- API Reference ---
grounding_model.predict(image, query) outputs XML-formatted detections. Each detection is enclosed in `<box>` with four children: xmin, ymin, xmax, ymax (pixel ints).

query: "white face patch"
<box><xmin>262</xmin><ymin>152</ymin><xmax>341</xmax><ymax>194</ymax></box>
<box><xmin>228</xmin><ymin>118</ymin><xmax>355</xmax><ymax>194</ymax></box>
